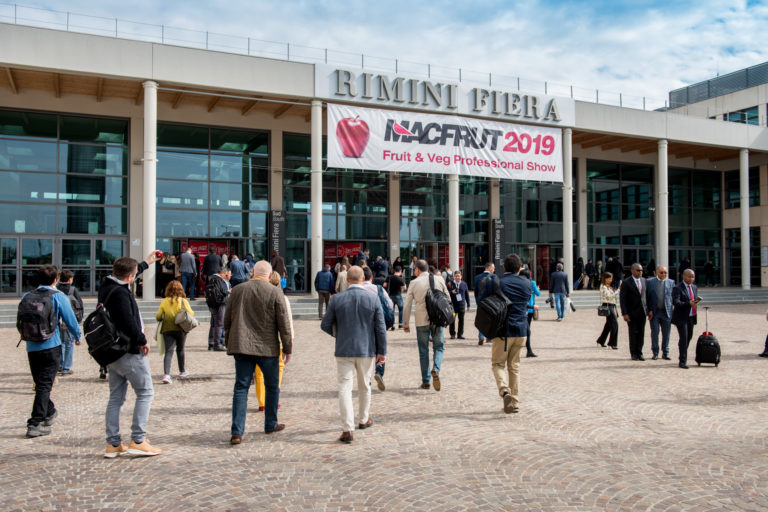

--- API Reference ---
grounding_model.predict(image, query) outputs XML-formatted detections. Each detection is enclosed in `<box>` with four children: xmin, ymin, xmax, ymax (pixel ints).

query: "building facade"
<box><xmin>1</xmin><ymin>23</ymin><xmax>767</xmax><ymax>297</ymax></box>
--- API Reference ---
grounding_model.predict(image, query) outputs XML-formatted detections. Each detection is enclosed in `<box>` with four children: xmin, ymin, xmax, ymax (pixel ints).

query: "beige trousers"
<box><xmin>491</xmin><ymin>337</ymin><xmax>526</xmax><ymax>406</ymax></box>
<box><xmin>336</xmin><ymin>357</ymin><xmax>376</xmax><ymax>432</ymax></box>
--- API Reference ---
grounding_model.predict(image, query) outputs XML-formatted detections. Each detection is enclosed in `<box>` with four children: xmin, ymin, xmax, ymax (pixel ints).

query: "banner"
<box><xmin>327</xmin><ymin>103</ymin><xmax>563</xmax><ymax>182</ymax></box>
<box><xmin>269</xmin><ymin>210</ymin><xmax>286</xmax><ymax>260</ymax></box>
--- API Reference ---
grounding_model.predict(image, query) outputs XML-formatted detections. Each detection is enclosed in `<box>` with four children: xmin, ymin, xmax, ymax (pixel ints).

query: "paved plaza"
<box><xmin>1</xmin><ymin>303</ymin><xmax>768</xmax><ymax>511</ymax></box>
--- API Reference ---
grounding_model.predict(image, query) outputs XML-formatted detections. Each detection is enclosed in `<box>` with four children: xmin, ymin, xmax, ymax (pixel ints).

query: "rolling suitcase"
<box><xmin>695</xmin><ymin>306</ymin><xmax>721</xmax><ymax>367</ymax></box>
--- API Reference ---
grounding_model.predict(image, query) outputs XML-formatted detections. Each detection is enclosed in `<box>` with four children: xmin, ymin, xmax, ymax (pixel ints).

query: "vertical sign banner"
<box><xmin>270</xmin><ymin>210</ymin><xmax>286</xmax><ymax>259</ymax></box>
<box><xmin>493</xmin><ymin>219</ymin><xmax>505</xmax><ymax>275</ymax></box>
<box><xmin>328</xmin><ymin>103</ymin><xmax>563</xmax><ymax>182</ymax></box>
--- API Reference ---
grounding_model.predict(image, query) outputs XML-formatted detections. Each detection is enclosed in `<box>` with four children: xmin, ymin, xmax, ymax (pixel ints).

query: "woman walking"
<box><xmin>155</xmin><ymin>280</ymin><xmax>195</xmax><ymax>384</ymax></box>
<box><xmin>521</xmin><ymin>268</ymin><xmax>541</xmax><ymax>358</ymax></box>
<box><xmin>596</xmin><ymin>272</ymin><xmax>619</xmax><ymax>349</ymax></box>
<box><xmin>254</xmin><ymin>271</ymin><xmax>293</xmax><ymax>410</ymax></box>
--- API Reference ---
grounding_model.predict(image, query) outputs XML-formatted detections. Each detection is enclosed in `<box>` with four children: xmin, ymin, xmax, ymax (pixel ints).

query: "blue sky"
<box><xmin>12</xmin><ymin>1</ymin><xmax>768</xmax><ymax>107</ymax></box>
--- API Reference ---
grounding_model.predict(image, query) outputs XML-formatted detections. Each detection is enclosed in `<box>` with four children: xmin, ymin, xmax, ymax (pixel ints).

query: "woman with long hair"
<box><xmin>155</xmin><ymin>280</ymin><xmax>195</xmax><ymax>384</ymax></box>
<box><xmin>596</xmin><ymin>272</ymin><xmax>619</xmax><ymax>349</ymax></box>
<box><xmin>253</xmin><ymin>271</ymin><xmax>293</xmax><ymax>411</ymax></box>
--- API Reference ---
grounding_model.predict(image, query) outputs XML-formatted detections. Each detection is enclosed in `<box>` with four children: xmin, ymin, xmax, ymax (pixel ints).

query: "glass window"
<box><xmin>157</xmin><ymin>124</ymin><xmax>209</xmax><ymax>150</ymax></box>
<box><xmin>59</xmin><ymin>116</ymin><xmax>128</xmax><ymax>144</ymax></box>
<box><xmin>62</xmin><ymin>239</ymin><xmax>90</xmax><ymax>265</ymax></box>
<box><xmin>691</xmin><ymin>171</ymin><xmax>721</xmax><ymax>210</ymax></box>
<box><xmin>95</xmin><ymin>240</ymin><xmax>123</xmax><ymax>265</ymax></box>
<box><xmin>0</xmin><ymin>110</ymin><xmax>57</xmax><ymax>139</ymax></box>
<box><xmin>210</xmin><ymin>129</ymin><xmax>268</xmax><ymax>155</ymax></box>
<box><xmin>59</xmin><ymin>175</ymin><xmax>127</xmax><ymax>205</ymax></box>
<box><xmin>286</xmin><ymin>213</ymin><xmax>308</xmax><ymax>239</ymax></box>
<box><xmin>0</xmin><ymin>139</ymin><xmax>57</xmax><ymax>172</ymax></box>
<box><xmin>157</xmin><ymin>151</ymin><xmax>208</xmax><ymax>181</ymax></box>
<box><xmin>248</xmin><ymin>212</ymin><xmax>267</xmax><ymax>237</ymax></box>
<box><xmin>283</xmin><ymin>134</ymin><xmax>312</xmax><ymax>159</ymax></box>
<box><xmin>0</xmin><ymin>204</ymin><xmax>56</xmax><ymax>233</ymax></box>
<box><xmin>211</xmin><ymin>154</ymin><xmax>251</xmax><ymax>182</ymax></box>
<box><xmin>59</xmin><ymin>206</ymin><xmax>126</xmax><ymax>235</ymax></box>
<box><xmin>156</xmin><ymin>209</ymin><xmax>207</xmax><ymax>237</ymax></box>
<box><xmin>0</xmin><ymin>171</ymin><xmax>58</xmax><ymax>202</ymax></box>
<box><xmin>249</xmin><ymin>185</ymin><xmax>269</xmax><ymax>211</ymax></box>
<box><xmin>60</xmin><ymin>144</ymin><xmax>127</xmax><ymax>176</ymax></box>
<box><xmin>211</xmin><ymin>211</ymin><xmax>244</xmax><ymax>237</ymax></box>
<box><xmin>725</xmin><ymin>106</ymin><xmax>759</xmax><ymax>125</ymax></box>
<box><xmin>157</xmin><ymin>180</ymin><xmax>207</xmax><ymax>208</ymax></box>
<box><xmin>284</xmin><ymin>187</ymin><xmax>311</xmax><ymax>212</ymax></box>
<box><xmin>210</xmin><ymin>182</ymin><xmax>245</xmax><ymax>209</ymax></box>
<box><xmin>2</xmin><ymin>238</ymin><xmax>18</xmax><ymax>264</ymax></box>
<box><xmin>0</xmin><ymin>268</ymin><xmax>17</xmax><ymax>293</ymax></box>
<box><xmin>251</xmin><ymin>159</ymin><xmax>269</xmax><ymax>183</ymax></box>
<box><xmin>725</xmin><ymin>167</ymin><xmax>759</xmax><ymax>208</ymax></box>
<box><xmin>22</xmin><ymin>238</ymin><xmax>53</xmax><ymax>264</ymax></box>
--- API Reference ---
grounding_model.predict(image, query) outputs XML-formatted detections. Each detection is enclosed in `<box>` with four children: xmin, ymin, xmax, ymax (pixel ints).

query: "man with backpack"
<box><xmin>403</xmin><ymin>259</ymin><xmax>451</xmax><ymax>391</ymax></box>
<box><xmin>477</xmin><ymin>254</ymin><xmax>531</xmax><ymax>414</ymax></box>
<box><xmin>56</xmin><ymin>269</ymin><xmax>83</xmax><ymax>376</ymax></box>
<box><xmin>18</xmin><ymin>265</ymin><xmax>82</xmax><ymax>438</ymax></box>
<box><xmin>206</xmin><ymin>266</ymin><xmax>230</xmax><ymax>352</ymax></box>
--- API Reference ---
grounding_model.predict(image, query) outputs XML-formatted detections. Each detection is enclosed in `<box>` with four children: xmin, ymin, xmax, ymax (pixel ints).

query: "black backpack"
<box><xmin>425</xmin><ymin>274</ymin><xmax>455</xmax><ymax>327</ymax></box>
<box><xmin>474</xmin><ymin>277</ymin><xmax>515</xmax><ymax>349</ymax></box>
<box><xmin>66</xmin><ymin>287</ymin><xmax>84</xmax><ymax>323</ymax></box>
<box><xmin>16</xmin><ymin>288</ymin><xmax>58</xmax><ymax>345</ymax></box>
<box><xmin>83</xmin><ymin>287</ymin><xmax>130</xmax><ymax>366</ymax></box>
<box><xmin>205</xmin><ymin>276</ymin><xmax>227</xmax><ymax>308</ymax></box>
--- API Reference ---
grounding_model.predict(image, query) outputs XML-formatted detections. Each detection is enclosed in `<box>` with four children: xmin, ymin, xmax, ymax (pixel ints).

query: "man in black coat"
<box><xmin>202</xmin><ymin>248</ymin><xmax>222</xmax><ymax>283</ymax></box>
<box><xmin>619</xmin><ymin>263</ymin><xmax>647</xmax><ymax>361</ymax></box>
<box><xmin>671</xmin><ymin>269</ymin><xmax>699</xmax><ymax>369</ymax></box>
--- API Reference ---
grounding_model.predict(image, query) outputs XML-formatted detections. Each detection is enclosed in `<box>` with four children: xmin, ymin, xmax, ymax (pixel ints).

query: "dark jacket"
<box><xmin>56</xmin><ymin>282</ymin><xmax>83</xmax><ymax>314</ymax></box>
<box><xmin>671</xmin><ymin>281</ymin><xmax>698</xmax><ymax>326</ymax></box>
<box><xmin>474</xmin><ymin>271</ymin><xmax>497</xmax><ymax>301</ymax></box>
<box><xmin>619</xmin><ymin>276</ymin><xmax>647</xmax><ymax>319</ymax></box>
<box><xmin>97</xmin><ymin>276</ymin><xmax>146</xmax><ymax>353</ymax></box>
<box><xmin>548</xmin><ymin>270</ymin><xmax>570</xmax><ymax>295</ymax></box>
<box><xmin>314</xmin><ymin>269</ymin><xmax>335</xmax><ymax>293</ymax></box>
<box><xmin>270</xmin><ymin>254</ymin><xmax>287</xmax><ymax>277</ymax></box>
<box><xmin>224</xmin><ymin>278</ymin><xmax>293</xmax><ymax>356</ymax></box>
<box><xmin>500</xmin><ymin>273</ymin><xmax>532</xmax><ymax>338</ymax></box>
<box><xmin>447</xmin><ymin>279</ymin><xmax>470</xmax><ymax>311</ymax></box>
<box><xmin>203</xmin><ymin>253</ymin><xmax>222</xmax><ymax>277</ymax></box>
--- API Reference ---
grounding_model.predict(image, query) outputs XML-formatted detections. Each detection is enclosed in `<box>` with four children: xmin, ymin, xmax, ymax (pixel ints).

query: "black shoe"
<box><xmin>99</xmin><ymin>368</ymin><xmax>107</xmax><ymax>380</ymax></box>
<box><xmin>662</xmin><ymin>355</ymin><xmax>671</xmax><ymax>360</ymax></box>
<box><xmin>679</xmin><ymin>363</ymin><xmax>689</xmax><ymax>369</ymax></box>
<box><xmin>25</xmin><ymin>424</ymin><xmax>51</xmax><ymax>438</ymax></box>
<box><xmin>610</xmin><ymin>346</ymin><xmax>618</xmax><ymax>350</ymax></box>
<box><xmin>189</xmin><ymin>298</ymin><xmax>196</xmax><ymax>301</ymax></box>
<box><xmin>478</xmin><ymin>338</ymin><xmax>485</xmax><ymax>346</ymax></box>
<box><xmin>759</xmin><ymin>352</ymin><xmax>768</xmax><ymax>358</ymax></box>
<box><xmin>457</xmin><ymin>336</ymin><xmax>465</xmax><ymax>339</ymax></box>
<box><xmin>212</xmin><ymin>345</ymin><xmax>226</xmax><ymax>352</ymax></box>
<box><xmin>526</xmin><ymin>352</ymin><xmax>538</xmax><ymax>358</ymax></box>
<box><xmin>631</xmin><ymin>355</ymin><xmax>639</xmax><ymax>361</ymax></box>
<box><xmin>43</xmin><ymin>410</ymin><xmax>58</xmax><ymax>427</ymax></box>
<box><xmin>449</xmin><ymin>335</ymin><xmax>455</xmax><ymax>339</ymax></box>
<box><xmin>652</xmin><ymin>355</ymin><xmax>658</xmax><ymax>360</ymax></box>
<box><xmin>637</xmin><ymin>356</ymin><xmax>645</xmax><ymax>361</ymax></box>
<box><xmin>596</xmin><ymin>340</ymin><xmax>606</xmax><ymax>347</ymax></box>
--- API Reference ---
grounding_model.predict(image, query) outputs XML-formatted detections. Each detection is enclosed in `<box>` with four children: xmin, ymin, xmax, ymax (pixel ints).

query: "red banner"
<box><xmin>324</xmin><ymin>242</ymin><xmax>363</xmax><ymax>266</ymax></box>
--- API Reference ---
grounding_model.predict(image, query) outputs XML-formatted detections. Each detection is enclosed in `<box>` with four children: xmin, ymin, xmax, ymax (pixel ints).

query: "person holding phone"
<box><xmin>671</xmin><ymin>269</ymin><xmax>700</xmax><ymax>369</ymax></box>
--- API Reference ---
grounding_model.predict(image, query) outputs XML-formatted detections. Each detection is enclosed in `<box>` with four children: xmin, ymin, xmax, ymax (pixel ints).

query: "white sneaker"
<box><xmin>161</xmin><ymin>374</ymin><xmax>172</xmax><ymax>384</ymax></box>
<box><xmin>178</xmin><ymin>371</ymin><xmax>189</xmax><ymax>378</ymax></box>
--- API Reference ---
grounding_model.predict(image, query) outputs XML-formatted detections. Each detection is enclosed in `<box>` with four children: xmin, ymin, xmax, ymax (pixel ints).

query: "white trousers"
<box><xmin>336</xmin><ymin>357</ymin><xmax>376</xmax><ymax>432</ymax></box>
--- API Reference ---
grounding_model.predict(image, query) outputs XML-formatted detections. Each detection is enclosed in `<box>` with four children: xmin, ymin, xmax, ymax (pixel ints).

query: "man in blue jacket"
<box><xmin>492</xmin><ymin>254</ymin><xmax>531</xmax><ymax>414</ymax></box>
<box><xmin>314</xmin><ymin>264</ymin><xmax>335</xmax><ymax>319</ymax></box>
<box><xmin>321</xmin><ymin>266</ymin><xmax>387</xmax><ymax>444</ymax></box>
<box><xmin>548</xmin><ymin>263</ymin><xmax>570</xmax><ymax>321</ymax></box>
<box><xmin>20</xmin><ymin>265</ymin><xmax>82</xmax><ymax>438</ymax></box>
<box><xmin>473</xmin><ymin>262</ymin><xmax>497</xmax><ymax>345</ymax></box>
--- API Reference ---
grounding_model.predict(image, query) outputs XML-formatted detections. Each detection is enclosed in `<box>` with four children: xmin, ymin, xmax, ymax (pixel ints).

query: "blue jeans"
<box><xmin>181</xmin><ymin>272</ymin><xmax>195</xmax><ymax>299</ymax></box>
<box><xmin>106</xmin><ymin>353</ymin><xmax>154</xmax><ymax>445</ymax></box>
<box><xmin>553</xmin><ymin>293</ymin><xmax>566</xmax><ymax>319</ymax></box>
<box><xmin>59</xmin><ymin>327</ymin><xmax>76</xmax><ymax>373</ymax></box>
<box><xmin>232</xmin><ymin>354</ymin><xmax>280</xmax><ymax>434</ymax></box>
<box><xmin>416</xmin><ymin>325</ymin><xmax>444</xmax><ymax>383</ymax></box>
<box><xmin>650</xmin><ymin>311</ymin><xmax>671</xmax><ymax>356</ymax></box>
<box><xmin>391</xmin><ymin>295</ymin><xmax>404</xmax><ymax>325</ymax></box>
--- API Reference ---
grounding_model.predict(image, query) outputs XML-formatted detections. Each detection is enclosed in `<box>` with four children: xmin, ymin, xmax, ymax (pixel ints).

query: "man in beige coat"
<box><xmin>403</xmin><ymin>260</ymin><xmax>450</xmax><ymax>391</ymax></box>
<box><xmin>225</xmin><ymin>261</ymin><xmax>292</xmax><ymax>445</ymax></box>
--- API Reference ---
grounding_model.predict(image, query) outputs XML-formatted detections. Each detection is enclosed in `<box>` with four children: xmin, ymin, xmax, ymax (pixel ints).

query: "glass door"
<box><xmin>21</xmin><ymin>237</ymin><xmax>54</xmax><ymax>294</ymax></box>
<box><xmin>0</xmin><ymin>238</ymin><xmax>19</xmax><ymax>296</ymax></box>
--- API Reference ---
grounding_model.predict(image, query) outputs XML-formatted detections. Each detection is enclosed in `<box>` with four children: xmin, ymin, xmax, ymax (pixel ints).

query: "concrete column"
<box><xmin>576</xmin><ymin>157</ymin><xmax>588</xmax><ymax>264</ymax></box>
<box><xmin>657</xmin><ymin>140</ymin><xmax>669</xmax><ymax>269</ymax></box>
<box><xmin>740</xmin><ymin>148</ymin><xmax>751</xmax><ymax>290</ymax></box>
<box><xmin>310</xmin><ymin>100</ymin><xmax>323</xmax><ymax>298</ymax></box>
<box><xmin>448</xmin><ymin>173</ymin><xmax>460</xmax><ymax>271</ymax></box>
<box><xmin>141</xmin><ymin>80</ymin><xmax>157</xmax><ymax>300</ymax></box>
<box><xmin>488</xmin><ymin>178</ymin><xmax>500</xmax><ymax>220</ymax></box>
<box><xmin>388</xmin><ymin>173</ymin><xmax>401</xmax><ymax>262</ymax></box>
<box><xmin>562</xmin><ymin>128</ymin><xmax>573</xmax><ymax>287</ymax></box>
<box><xmin>269</xmin><ymin>129</ymin><xmax>283</xmax><ymax>211</ymax></box>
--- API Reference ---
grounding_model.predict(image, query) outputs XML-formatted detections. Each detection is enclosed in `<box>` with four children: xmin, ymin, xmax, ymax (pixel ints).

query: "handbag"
<box><xmin>174</xmin><ymin>301</ymin><xmax>199</xmax><ymax>332</ymax></box>
<box><xmin>597</xmin><ymin>304</ymin><xmax>610</xmax><ymax>317</ymax></box>
<box><xmin>154</xmin><ymin>321</ymin><xmax>165</xmax><ymax>355</ymax></box>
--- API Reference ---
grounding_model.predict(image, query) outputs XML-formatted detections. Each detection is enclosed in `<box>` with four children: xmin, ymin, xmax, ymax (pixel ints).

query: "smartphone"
<box><xmin>694</xmin><ymin>296</ymin><xmax>702</xmax><ymax>303</ymax></box>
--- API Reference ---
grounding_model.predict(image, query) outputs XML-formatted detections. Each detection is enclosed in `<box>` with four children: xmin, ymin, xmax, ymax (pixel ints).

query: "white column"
<box><xmin>141</xmin><ymin>80</ymin><xmax>157</xmax><ymax>300</ymax></box>
<box><xmin>310</xmin><ymin>100</ymin><xmax>323</xmax><ymax>298</ymax></box>
<box><xmin>657</xmin><ymin>140</ymin><xmax>669</xmax><ymax>269</ymax></box>
<box><xmin>576</xmin><ymin>158</ymin><xmax>588</xmax><ymax>264</ymax></box>
<box><xmin>562</xmin><ymin>128</ymin><xmax>573</xmax><ymax>287</ymax></box>
<box><xmin>448</xmin><ymin>173</ymin><xmax>459</xmax><ymax>271</ymax></box>
<box><xmin>388</xmin><ymin>173</ymin><xmax>401</xmax><ymax>263</ymax></box>
<box><xmin>740</xmin><ymin>148</ymin><xmax>751</xmax><ymax>290</ymax></box>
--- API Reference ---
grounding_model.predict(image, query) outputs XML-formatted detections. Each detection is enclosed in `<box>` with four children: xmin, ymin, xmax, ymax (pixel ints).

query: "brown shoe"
<box><xmin>431</xmin><ymin>369</ymin><xmax>441</xmax><ymax>391</ymax></box>
<box><xmin>265</xmin><ymin>424</ymin><xmax>286</xmax><ymax>434</ymax></box>
<box><xmin>503</xmin><ymin>393</ymin><xmax>516</xmax><ymax>414</ymax></box>
<box><xmin>420</xmin><ymin>383</ymin><xmax>430</xmax><ymax>389</ymax></box>
<box><xmin>338</xmin><ymin>431</ymin><xmax>353</xmax><ymax>444</ymax></box>
<box><xmin>358</xmin><ymin>418</ymin><xmax>373</xmax><ymax>430</ymax></box>
<box><xmin>230</xmin><ymin>434</ymin><xmax>242</xmax><ymax>445</ymax></box>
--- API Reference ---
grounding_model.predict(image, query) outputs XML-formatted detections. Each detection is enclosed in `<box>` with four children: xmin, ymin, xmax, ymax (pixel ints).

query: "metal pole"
<box><xmin>66</xmin><ymin>12</ymin><xmax>69</xmax><ymax>31</ymax></box>
<box><xmin>517</xmin><ymin>77</ymin><xmax>520</xmax><ymax>90</ymax></box>
<box><xmin>287</xmin><ymin>43</ymin><xmax>290</xmax><ymax>60</ymax></box>
<box><xmin>247</xmin><ymin>37</ymin><xmax>250</xmax><ymax>55</ymax></box>
<box><xmin>395</xmin><ymin>59</ymin><xmax>398</xmax><ymax>73</ymax></box>
<box><xmin>161</xmin><ymin>25</ymin><xmax>164</xmax><ymax>43</ymax></box>
<box><xmin>459</xmin><ymin>68</ymin><xmax>462</xmax><ymax>82</ymax></box>
<box><xmin>115</xmin><ymin>18</ymin><xmax>118</xmax><ymax>37</ymax></box>
<box><xmin>428</xmin><ymin>64</ymin><xmax>431</xmax><ymax>78</ymax></box>
<box><xmin>643</xmin><ymin>97</ymin><xmax>646</xmax><ymax>110</ymax></box>
<box><xmin>545</xmin><ymin>81</ymin><xmax>548</xmax><ymax>94</ymax></box>
<box><xmin>325</xmin><ymin>48</ymin><xmax>328</xmax><ymax>64</ymax></box>
<box><xmin>206</xmin><ymin>31</ymin><xmax>208</xmax><ymax>49</ymax></box>
<box><xmin>14</xmin><ymin>4</ymin><xmax>17</xmax><ymax>24</ymax></box>
<box><xmin>620</xmin><ymin>93</ymin><xmax>622</xmax><ymax>107</ymax></box>
<box><xmin>570</xmin><ymin>85</ymin><xmax>573</xmax><ymax>98</ymax></box>
<box><xmin>489</xmin><ymin>73</ymin><xmax>492</xmax><ymax>87</ymax></box>
<box><xmin>362</xmin><ymin>54</ymin><xmax>364</xmax><ymax>68</ymax></box>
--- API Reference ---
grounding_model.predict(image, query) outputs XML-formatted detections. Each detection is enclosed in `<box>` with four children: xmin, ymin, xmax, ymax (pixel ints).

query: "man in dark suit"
<box><xmin>202</xmin><ymin>248</ymin><xmax>222</xmax><ymax>283</ymax></box>
<box><xmin>619</xmin><ymin>263</ymin><xmax>647</xmax><ymax>361</ymax></box>
<box><xmin>671</xmin><ymin>268</ymin><xmax>699</xmax><ymax>369</ymax></box>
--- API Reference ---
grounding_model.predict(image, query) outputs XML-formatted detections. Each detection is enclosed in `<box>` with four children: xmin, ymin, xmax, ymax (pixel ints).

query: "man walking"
<box><xmin>321</xmin><ymin>266</ymin><xmax>387</xmax><ymax>443</ymax></box>
<box><xmin>205</xmin><ymin>266</ymin><xmax>230</xmax><ymax>352</ymax></box>
<box><xmin>484</xmin><ymin>254</ymin><xmax>531</xmax><ymax>414</ymax></box>
<box><xmin>548</xmin><ymin>263</ymin><xmax>570</xmax><ymax>321</ymax></box>
<box><xmin>228</xmin><ymin>255</ymin><xmax>249</xmax><ymax>287</ymax></box>
<box><xmin>19</xmin><ymin>265</ymin><xmax>81</xmax><ymax>438</ymax></box>
<box><xmin>646</xmin><ymin>266</ymin><xmax>673</xmax><ymax>360</ymax></box>
<box><xmin>179</xmin><ymin>247</ymin><xmax>197</xmax><ymax>300</ymax></box>
<box><xmin>620</xmin><ymin>263</ymin><xmax>647</xmax><ymax>361</ymax></box>
<box><xmin>202</xmin><ymin>248</ymin><xmax>222</xmax><ymax>283</ymax></box>
<box><xmin>672</xmin><ymin>269</ymin><xmax>699</xmax><ymax>369</ymax></box>
<box><xmin>226</xmin><ymin>261</ymin><xmax>292</xmax><ymax>444</ymax></box>
<box><xmin>270</xmin><ymin>249</ymin><xmax>287</xmax><ymax>278</ymax></box>
<box><xmin>447</xmin><ymin>271</ymin><xmax>470</xmax><ymax>339</ymax></box>
<box><xmin>403</xmin><ymin>259</ymin><xmax>450</xmax><ymax>390</ymax></box>
<box><xmin>384</xmin><ymin>266</ymin><xmax>407</xmax><ymax>329</ymax></box>
<box><xmin>100</xmin><ymin>257</ymin><xmax>161</xmax><ymax>457</ymax></box>
<box><xmin>474</xmin><ymin>262</ymin><xmax>497</xmax><ymax>345</ymax></box>
<box><xmin>314</xmin><ymin>263</ymin><xmax>335</xmax><ymax>319</ymax></box>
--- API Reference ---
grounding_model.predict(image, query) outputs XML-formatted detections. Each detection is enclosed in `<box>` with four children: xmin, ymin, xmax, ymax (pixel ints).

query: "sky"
<box><xmin>9</xmin><ymin>0</ymin><xmax>768</xmax><ymax>108</ymax></box>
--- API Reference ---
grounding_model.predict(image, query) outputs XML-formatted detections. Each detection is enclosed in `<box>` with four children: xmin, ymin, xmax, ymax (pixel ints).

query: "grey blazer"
<box><xmin>321</xmin><ymin>286</ymin><xmax>387</xmax><ymax>358</ymax></box>
<box><xmin>646</xmin><ymin>277</ymin><xmax>673</xmax><ymax>318</ymax></box>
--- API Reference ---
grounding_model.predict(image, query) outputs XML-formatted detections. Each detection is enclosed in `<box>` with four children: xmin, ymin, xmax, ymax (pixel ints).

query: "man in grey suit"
<box><xmin>646</xmin><ymin>266</ymin><xmax>674</xmax><ymax>360</ymax></box>
<box><xmin>321</xmin><ymin>266</ymin><xmax>387</xmax><ymax>444</ymax></box>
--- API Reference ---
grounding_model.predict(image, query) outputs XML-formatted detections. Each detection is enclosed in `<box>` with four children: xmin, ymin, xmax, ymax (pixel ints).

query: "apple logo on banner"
<box><xmin>336</xmin><ymin>116</ymin><xmax>370</xmax><ymax>157</ymax></box>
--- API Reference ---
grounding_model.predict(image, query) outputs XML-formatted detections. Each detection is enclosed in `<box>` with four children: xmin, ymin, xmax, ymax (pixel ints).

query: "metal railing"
<box><xmin>0</xmin><ymin>2</ymin><xmax>677</xmax><ymax>111</ymax></box>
